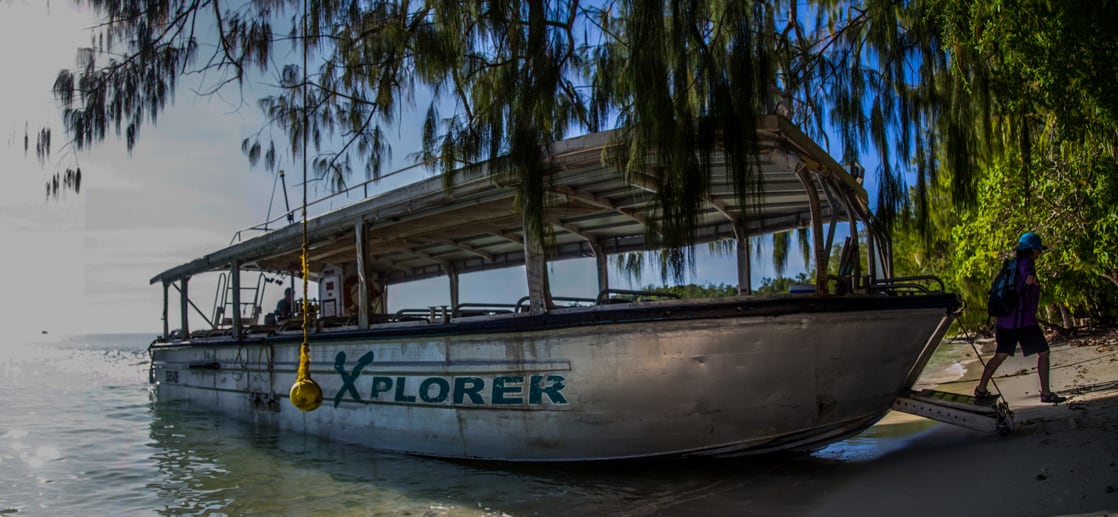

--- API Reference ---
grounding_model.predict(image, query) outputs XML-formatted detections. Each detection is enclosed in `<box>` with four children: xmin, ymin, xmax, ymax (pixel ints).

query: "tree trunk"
<box><xmin>1058</xmin><ymin>303</ymin><xmax>1074</xmax><ymax>331</ymax></box>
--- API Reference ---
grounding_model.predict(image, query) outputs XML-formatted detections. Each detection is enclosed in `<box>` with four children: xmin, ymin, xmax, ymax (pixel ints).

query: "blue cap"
<box><xmin>1017</xmin><ymin>232</ymin><xmax>1048</xmax><ymax>251</ymax></box>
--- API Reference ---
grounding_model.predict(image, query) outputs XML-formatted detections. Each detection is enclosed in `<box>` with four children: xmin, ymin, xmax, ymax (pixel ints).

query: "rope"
<box><xmin>288</xmin><ymin>0</ymin><xmax>322</xmax><ymax>411</ymax></box>
<box><xmin>959</xmin><ymin>323</ymin><xmax>1009</xmax><ymax>411</ymax></box>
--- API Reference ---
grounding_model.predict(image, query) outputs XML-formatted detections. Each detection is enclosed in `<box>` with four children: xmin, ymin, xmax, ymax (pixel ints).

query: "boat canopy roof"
<box><xmin>150</xmin><ymin>115</ymin><xmax>868</xmax><ymax>286</ymax></box>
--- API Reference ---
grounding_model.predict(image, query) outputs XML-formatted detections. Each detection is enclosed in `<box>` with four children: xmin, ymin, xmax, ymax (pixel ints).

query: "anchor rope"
<box><xmin>298</xmin><ymin>0</ymin><xmax>311</xmax><ymax>386</ymax></box>
<box><xmin>289</xmin><ymin>0</ymin><xmax>322</xmax><ymax>411</ymax></box>
<box><xmin>957</xmin><ymin>321</ymin><xmax>1010</xmax><ymax>411</ymax></box>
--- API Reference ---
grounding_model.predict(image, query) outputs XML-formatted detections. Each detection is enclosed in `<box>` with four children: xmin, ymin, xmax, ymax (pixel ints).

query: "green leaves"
<box><xmin>36</xmin><ymin>0</ymin><xmax>1115</xmax><ymax>309</ymax></box>
<box><xmin>895</xmin><ymin>147</ymin><xmax>1118</xmax><ymax>329</ymax></box>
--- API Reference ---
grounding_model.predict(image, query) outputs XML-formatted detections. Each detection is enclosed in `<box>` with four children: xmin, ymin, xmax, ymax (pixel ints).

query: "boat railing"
<box><xmin>828</xmin><ymin>274</ymin><xmax>863</xmax><ymax>295</ymax></box>
<box><xmin>395</xmin><ymin>308</ymin><xmax>434</xmax><ymax>322</ymax></box>
<box><xmin>512</xmin><ymin>296</ymin><xmax>600</xmax><ymax>312</ymax></box>
<box><xmin>454</xmin><ymin>303</ymin><xmax>518</xmax><ymax>317</ymax></box>
<box><xmin>267</xmin><ymin>311</ymin><xmax>429</xmax><ymax>334</ymax></box>
<box><xmin>868</xmin><ymin>275</ymin><xmax>947</xmax><ymax>296</ymax></box>
<box><xmin>594</xmin><ymin>289</ymin><xmax>683</xmax><ymax>305</ymax></box>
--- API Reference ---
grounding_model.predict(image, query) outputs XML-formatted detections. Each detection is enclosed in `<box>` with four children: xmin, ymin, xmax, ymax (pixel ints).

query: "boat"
<box><xmin>148</xmin><ymin>115</ymin><xmax>960</xmax><ymax>461</ymax></box>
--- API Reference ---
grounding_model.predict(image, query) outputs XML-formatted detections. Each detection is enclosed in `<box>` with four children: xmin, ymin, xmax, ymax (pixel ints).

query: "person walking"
<box><xmin>975</xmin><ymin>232</ymin><xmax>1067</xmax><ymax>404</ymax></box>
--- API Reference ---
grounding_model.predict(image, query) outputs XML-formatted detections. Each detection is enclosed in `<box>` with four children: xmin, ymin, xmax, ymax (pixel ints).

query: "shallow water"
<box><xmin>0</xmin><ymin>334</ymin><xmax>974</xmax><ymax>516</ymax></box>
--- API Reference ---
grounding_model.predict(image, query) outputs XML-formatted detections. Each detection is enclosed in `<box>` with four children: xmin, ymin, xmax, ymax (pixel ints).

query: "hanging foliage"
<box><xmin>29</xmin><ymin>0</ymin><xmax>1116</xmax><ymax>283</ymax></box>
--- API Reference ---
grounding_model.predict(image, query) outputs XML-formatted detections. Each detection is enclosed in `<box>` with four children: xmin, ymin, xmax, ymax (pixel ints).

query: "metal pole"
<box><xmin>849</xmin><ymin>219</ymin><xmax>862</xmax><ymax>291</ymax></box>
<box><xmin>180</xmin><ymin>277</ymin><xmax>190</xmax><ymax>339</ymax></box>
<box><xmin>379</xmin><ymin>278</ymin><xmax>388</xmax><ymax>315</ymax></box>
<box><xmin>280</xmin><ymin>170</ymin><xmax>293</xmax><ymax>224</ymax></box>
<box><xmin>796</xmin><ymin>166</ymin><xmax>827</xmax><ymax>294</ymax></box>
<box><xmin>449</xmin><ymin>270</ymin><xmax>460</xmax><ymax>317</ymax></box>
<box><xmin>736</xmin><ymin>227</ymin><xmax>752</xmax><ymax>295</ymax></box>
<box><xmin>867</xmin><ymin>228</ymin><xmax>878</xmax><ymax>286</ymax></box>
<box><xmin>162</xmin><ymin>282</ymin><xmax>169</xmax><ymax>339</ymax></box>
<box><xmin>590</xmin><ymin>240</ymin><xmax>609</xmax><ymax>296</ymax></box>
<box><xmin>355</xmin><ymin>221</ymin><xmax>369</xmax><ymax>328</ymax></box>
<box><xmin>231</xmin><ymin>260</ymin><xmax>241</xmax><ymax>339</ymax></box>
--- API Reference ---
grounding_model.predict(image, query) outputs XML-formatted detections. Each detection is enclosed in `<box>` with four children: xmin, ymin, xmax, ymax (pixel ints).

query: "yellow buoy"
<box><xmin>289</xmin><ymin>378</ymin><xmax>323</xmax><ymax>410</ymax></box>
<box><xmin>289</xmin><ymin>341</ymin><xmax>323</xmax><ymax>411</ymax></box>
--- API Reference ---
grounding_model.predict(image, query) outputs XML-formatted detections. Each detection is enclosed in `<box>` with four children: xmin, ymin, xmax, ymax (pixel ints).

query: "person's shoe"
<box><xmin>974</xmin><ymin>387</ymin><xmax>998</xmax><ymax>400</ymax></box>
<box><xmin>1040</xmin><ymin>392</ymin><xmax>1067</xmax><ymax>404</ymax></box>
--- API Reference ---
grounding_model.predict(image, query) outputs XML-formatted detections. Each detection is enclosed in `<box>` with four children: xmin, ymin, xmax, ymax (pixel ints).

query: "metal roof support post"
<box><xmin>355</xmin><ymin>221</ymin><xmax>369</xmax><ymax>329</ymax></box>
<box><xmin>823</xmin><ymin>218</ymin><xmax>838</xmax><ymax>262</ymax></box>
<box><xmin>590</xmin><ymin>240</ymin><xmax>609</xmax><ymax>296</ymax></box>
<box><xmin>231</xmin><ymin>260</ymin><xmax>241</xmax><ymax>339</ymax></box>
<box><xmin>795</xmin><ymin>165</ymin><xmax>828</xmax><ymax>294</ymax></box>
<box><xmin>378</xmin><ymin>277</ymin><xmax>388</xmax><ymax>315</ymax></box>
<box><xmin>162</xmin><ymin>282</ymin><xmax>169</xmax><ymax>340</ymax></box>
<box><xmin>880</xmin><ymin>235</ymin><xmax>894</xmax><ymax>279</ymax></box>
<box><xmin>849</xmin><ymin>219</ymin><xmax>862</xmax><ymax>291</ymax></box>
<box><xmin>867</xmin><ymin>227</ymin><xmax>877</xmax><ymax>286</ymax></box>
<box><xmin>448</xmin><ymin>269</ymin><xmax>460</xmax><ymax>317</ymax></box>
<box><xmin>180</xmin><ymin>277</ymin><xmax>190</xmax><ymax>338</ymax></box>
<box><xmin>818</xmin><ymin>180</ymin><xmax>846</xmax><ymax>262</ymax></box>
<box><xmin>736</xmin><ymin>227</ymin><xmax>752</xmax><ymax>295</ymax></box>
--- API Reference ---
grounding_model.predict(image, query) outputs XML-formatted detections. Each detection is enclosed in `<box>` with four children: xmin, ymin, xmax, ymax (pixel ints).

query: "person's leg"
<box><xmin>1037</xmin><ymin>350</ymin><xmax>1067</xmax><ymax>402</ymax></box>
<box><xmin>1037</xmin><ymin>351</ymin><xmax>1052</xmax><ymax>395</ymax></box>
<box><xmin>1018</xmin><ymin>326</ymin><xmax>1063</xmax><ymax>401</ymax></box>
<box><xmin>976</xmin><ymin>352</ymin><xmax>1009</xmax><ymax>394</ymax></box>
<box><xmin>978</xmin><ymin>327</ymin><xmax>1017</xmax><ymax>396</ymax></box>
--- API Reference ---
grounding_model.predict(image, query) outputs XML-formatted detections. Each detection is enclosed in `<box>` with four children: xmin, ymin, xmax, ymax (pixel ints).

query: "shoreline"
<box><xmin>662</xmin><ymin>328</ymin><xmax>1118</xmax><ymax>516</ymax></box>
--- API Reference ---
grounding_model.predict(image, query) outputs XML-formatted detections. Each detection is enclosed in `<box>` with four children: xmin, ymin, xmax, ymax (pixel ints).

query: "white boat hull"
<box><xmin>150</xmin><ymin>297</ymin><xmax>957</xmax><ymax>461</ymax></box>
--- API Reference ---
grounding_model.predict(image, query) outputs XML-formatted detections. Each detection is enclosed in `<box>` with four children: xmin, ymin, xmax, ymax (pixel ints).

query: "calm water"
<box><xmin>1</xmin><ymin>333</ymin><xmax>972</xmax><ymax>516</ymax></box>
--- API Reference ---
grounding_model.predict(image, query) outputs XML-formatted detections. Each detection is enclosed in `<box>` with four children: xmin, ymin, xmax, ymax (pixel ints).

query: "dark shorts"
<box><xmin>995</xmin><ymin>325</ymin><xmax>1049</xmax><ymax>356</ymax></box>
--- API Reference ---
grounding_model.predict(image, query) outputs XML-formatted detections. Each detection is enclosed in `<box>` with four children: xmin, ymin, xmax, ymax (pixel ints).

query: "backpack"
<box><xmin>987</xmin><ymin>259</ymin><xmax>1018</xmax><ymax>317</ymax></box>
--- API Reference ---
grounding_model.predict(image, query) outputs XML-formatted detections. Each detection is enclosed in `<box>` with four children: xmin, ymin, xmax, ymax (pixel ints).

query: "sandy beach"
<box><xmin>664</xmin><ymin>328</ymin><xmax>1118</xmax><ymax>517</ymax></box>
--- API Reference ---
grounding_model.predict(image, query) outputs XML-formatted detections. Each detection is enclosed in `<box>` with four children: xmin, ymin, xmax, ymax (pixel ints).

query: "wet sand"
<box><xmin>657</xmin><ymin>328</ymin><xmax>1118</xmax><ymax>516</ymax></box>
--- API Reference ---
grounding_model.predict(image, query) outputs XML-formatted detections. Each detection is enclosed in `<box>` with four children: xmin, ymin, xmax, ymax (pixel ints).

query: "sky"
<box><xmin>0</xmin><ymin>2</ymin><xmax>807</xmax><ymax>337</ymax></box>
<box><xmin>0</xmin><ymin>2</ymin><xmax>287</xmax><ymax>336</ymax></box>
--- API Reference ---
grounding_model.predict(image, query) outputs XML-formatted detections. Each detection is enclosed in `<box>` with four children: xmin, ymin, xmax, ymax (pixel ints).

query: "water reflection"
<box><xmin>811</xmin><ymin>415</ymin><xmax>940</xmax><ymax>462</ymax></box>
<box><xmin>147</xmin><ymin>401</ymin><xmax>845</xmax><ymax>515</ymax></box>
<box><xmin>146</xmin><ymin>401</ymin><xmax>957</xmax><ymax>516</ymax></box>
